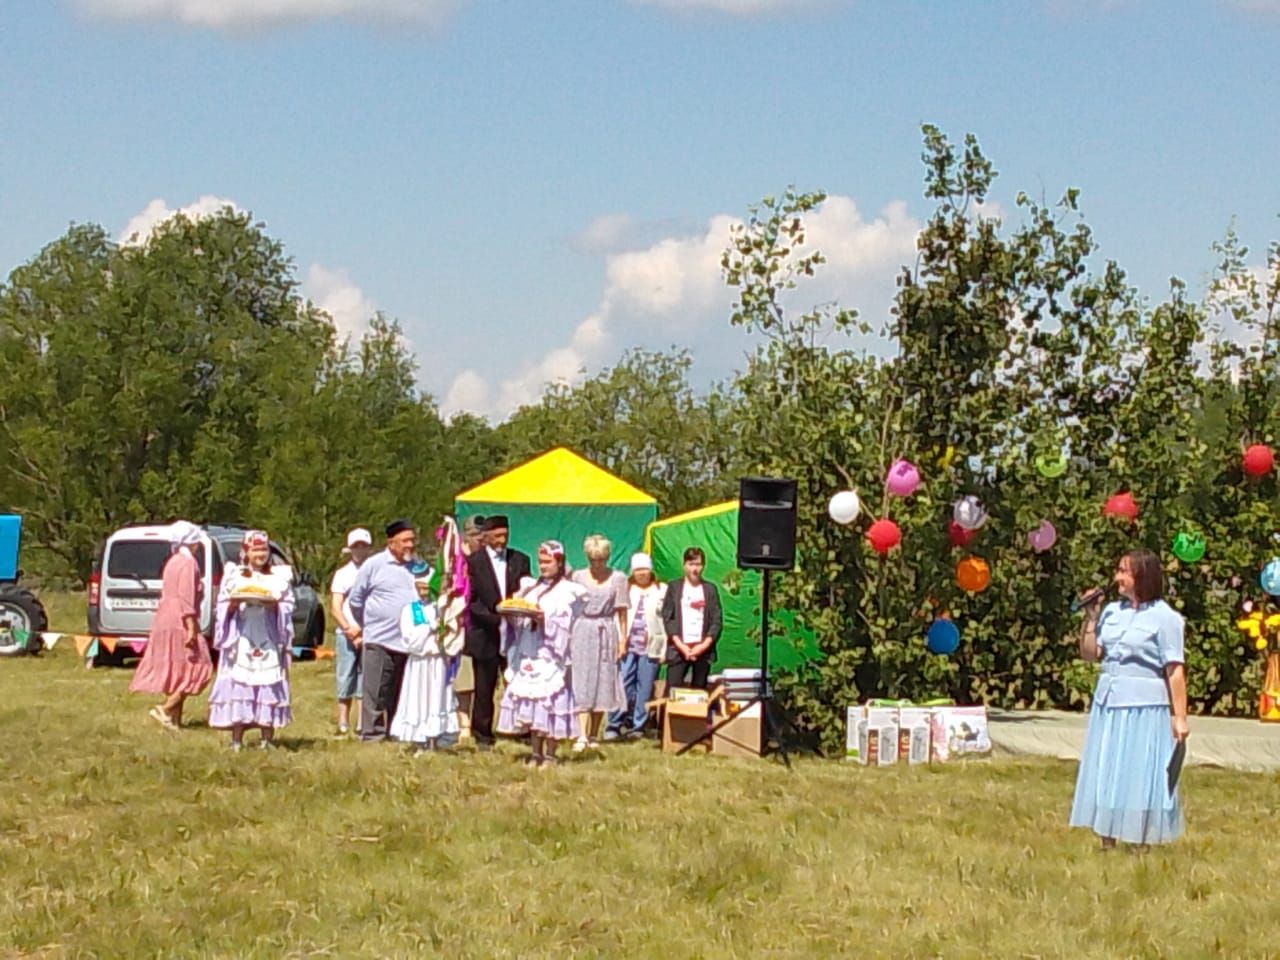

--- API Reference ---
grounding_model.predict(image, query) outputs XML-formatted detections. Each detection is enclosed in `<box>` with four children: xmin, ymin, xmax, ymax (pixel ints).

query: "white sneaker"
<box><xmin>572</xmin><ymin>736</ymin><xmax>589</xmax><ymax>753</ymax></box>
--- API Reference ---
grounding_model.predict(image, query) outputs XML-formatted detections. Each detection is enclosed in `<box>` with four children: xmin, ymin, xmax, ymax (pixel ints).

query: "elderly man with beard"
<box><xmin>465</xmin><ymin>515</ymin><xmax>531</xmax><ymax>749</ymax></box>
<box><xmin>347</xmin><ymin>519</ymin><xmax>418</xmax><ymax>742</ymax></box>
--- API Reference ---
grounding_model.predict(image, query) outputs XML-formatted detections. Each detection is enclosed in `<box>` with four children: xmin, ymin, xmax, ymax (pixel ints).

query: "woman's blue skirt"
<box><xmin>1069</xmin><ymin>701</ymin><xmax>1184</xmax><ymax>844</ymax></box>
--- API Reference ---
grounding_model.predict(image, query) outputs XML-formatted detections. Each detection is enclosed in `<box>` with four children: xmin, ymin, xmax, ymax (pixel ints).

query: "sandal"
<box><xmin>148</xmin><ymin>706</ymin><xmax>177</xmax><ymax>730</ymax></box>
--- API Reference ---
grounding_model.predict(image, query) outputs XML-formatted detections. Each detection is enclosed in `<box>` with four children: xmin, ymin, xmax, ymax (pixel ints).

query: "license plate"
<box><xmin>110</xmin><ymin>597</ymin><xmax>158</xmax><ymax>610</ymax></box>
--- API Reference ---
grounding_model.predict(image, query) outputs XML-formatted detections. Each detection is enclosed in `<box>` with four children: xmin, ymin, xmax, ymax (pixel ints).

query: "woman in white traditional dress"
<box><xmin>391</xmin><ymin>566</ymin><xmax>462</xmax><ymax>752</ymax></box>
<box><xmin>208</xmin><ymin>529</ymin><xmax>294</xmax><ymax>751</ymax></box>
<box><xmin>497</xmin><ymin>540</ymin><xmax>584</xmax><ymax>768</ymax></box>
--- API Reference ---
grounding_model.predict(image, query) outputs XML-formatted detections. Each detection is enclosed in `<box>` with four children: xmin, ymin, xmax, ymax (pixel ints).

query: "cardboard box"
<box><xmin>658</xmin><ymin>688</ymin><xmax>723</xmax><ymax>754</ymax></box>
<box><xmin>668</xmin><ymin>687</ymin><xmax>709</xmax><ymax>704</ymax></box>
<box><xmin>858</xmin><ymin>722</ymin><xmax>898</xmax><ymax>766</ymax></box>
<box><xmin>845</xmin><ymin>705</ymin><xmax>864</xmax><ymax>761</ymax></box>
<box><xmin>858</xmin><ymin>707</ymin><xmax>900</xmax><ymax>766</ymax></box>
<box><xmin>712</xmin><ymin>702</ymin><xmax>763</xmax><ymax>759</ymax></box>
<box><xmin>897</xmin><ymin>708</ymin><xmax>932</xmax><ymax>765</ymax></box>
<box><xmin>929</xmin><ymin>706</ymin><xmax>991</xmax><ymax>762</ymax></box>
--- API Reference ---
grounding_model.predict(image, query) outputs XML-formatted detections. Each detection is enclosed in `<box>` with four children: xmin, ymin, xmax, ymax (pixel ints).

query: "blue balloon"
<box><xmin>926</xmin><ymin>619</ymin><xmax>960</xmax><ymax>655</ymax></box>
<box><xmin>1262</xmin><ymin>559</ymin><xmax>1280</xmax><ymax>597</ymax></box>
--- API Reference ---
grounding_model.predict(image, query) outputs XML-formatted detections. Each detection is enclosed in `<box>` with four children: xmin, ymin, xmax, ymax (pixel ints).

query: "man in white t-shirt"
<box><xmin>330</xmin><ymin>527</ymin><xmax>372</xmax><ymax>736</ymax></box>
<box><xmin>660</xmin><ymin>546</ymin><xmax>723</xmax><ymax>690</ymax></box>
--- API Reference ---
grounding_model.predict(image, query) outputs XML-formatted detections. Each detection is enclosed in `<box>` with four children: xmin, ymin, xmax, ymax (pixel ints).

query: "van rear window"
<box><xmin>107</xmin><ymin>541</ymin><xmax>207</xmax><ymax>579</ymax></box>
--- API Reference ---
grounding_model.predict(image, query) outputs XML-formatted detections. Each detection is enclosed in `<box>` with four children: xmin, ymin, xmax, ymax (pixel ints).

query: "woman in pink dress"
<box><xmin>129</xmin><ymin>520</ymin><xmax>212</xmax><ymax>729</ymax></box>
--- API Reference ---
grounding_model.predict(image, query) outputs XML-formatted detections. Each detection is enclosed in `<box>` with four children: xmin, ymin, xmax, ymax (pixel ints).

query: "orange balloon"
<box><xmin>956</xmin><ymin>556</ymin><xmax>991</xmax><ymax>592</ymax></box>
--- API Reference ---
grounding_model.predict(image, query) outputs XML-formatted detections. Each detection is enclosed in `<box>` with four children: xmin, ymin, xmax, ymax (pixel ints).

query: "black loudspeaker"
<box><xmin>737</xmin><ymin>477</ymin><xmax>798</xmax><ymax>571</ymax></box>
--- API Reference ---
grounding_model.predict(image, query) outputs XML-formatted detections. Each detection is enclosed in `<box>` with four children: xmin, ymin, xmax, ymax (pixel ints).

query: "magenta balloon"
<box><xmin>885</xmin><ymin>458</ymin><xmax>921</xmax><ymax>497</ymax></box>
<box><xmin>1027</xmin><ymin>520</ymin><xmax>1057</xmax><ymax>553</ymax></box>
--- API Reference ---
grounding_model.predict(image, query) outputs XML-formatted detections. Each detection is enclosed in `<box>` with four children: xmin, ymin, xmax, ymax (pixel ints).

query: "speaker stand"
<box><xmin>675</xmin><ymin>570</ymin><xmax>824</xmax><ymax>764</ymax></box>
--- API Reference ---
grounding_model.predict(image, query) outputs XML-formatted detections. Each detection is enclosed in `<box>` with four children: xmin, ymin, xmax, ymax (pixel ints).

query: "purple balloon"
<box><xmin>1027</xmin><ymin>520</ymin><xmax>1057</xmax><ymax>553</ymax></box>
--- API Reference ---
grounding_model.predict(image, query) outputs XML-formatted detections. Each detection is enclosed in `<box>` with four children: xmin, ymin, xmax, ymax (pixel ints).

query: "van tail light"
<box><xmin>88</xmin><ymin>570</ymin><xmax>100</xmax><ymax>607</ymax></box>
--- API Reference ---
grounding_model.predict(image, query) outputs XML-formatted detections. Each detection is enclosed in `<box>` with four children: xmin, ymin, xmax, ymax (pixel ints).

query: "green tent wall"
<box><xmin>646</xmin><ymin>501</ymin><xmax>818</xmax><ymax>671</ymax></box>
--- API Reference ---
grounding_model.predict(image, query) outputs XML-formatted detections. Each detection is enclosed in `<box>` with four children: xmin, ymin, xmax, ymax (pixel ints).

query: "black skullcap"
<box><xmin>481</xmin><ymin>514</ymin><xmax>510</xmax><ymax>532</ymax></box>
<box><xmin>385</xmin><ymin>518</ymin><xmax>414</xmax><ymax>538</ymax></box>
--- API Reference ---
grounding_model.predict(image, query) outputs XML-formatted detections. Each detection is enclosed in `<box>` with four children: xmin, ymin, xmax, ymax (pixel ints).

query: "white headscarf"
<box><xmin>169</xmin><ymin>520</ymin><xmax>202</xmax><ymax>549</ymax></box>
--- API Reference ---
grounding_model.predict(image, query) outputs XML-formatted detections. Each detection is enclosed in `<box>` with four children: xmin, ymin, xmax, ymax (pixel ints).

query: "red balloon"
<box><xmin>866</xmin><ymin>519</ymin><xmax>901</xmax><ymax>554</ymax></box>
<box><xmin>948</xmin><ymin>520</ymin><xmax>978</xmax><ymax>547</ymax></box>
<box><xmin>1103</xmin><ymin>491</ymin><xmax>1138</xmax><ymax>522</ymax></box>
<box><xmin>1244</xmin><ymin>444</ymin><xmax>1274</xmax><ymax>478</ymax></box>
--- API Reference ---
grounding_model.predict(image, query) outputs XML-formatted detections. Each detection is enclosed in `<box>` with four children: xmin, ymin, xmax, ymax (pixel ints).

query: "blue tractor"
<box><xmin>0</xmin><ymin>515</ymin><xmax>48</xmax><ymax>654</ymax></box>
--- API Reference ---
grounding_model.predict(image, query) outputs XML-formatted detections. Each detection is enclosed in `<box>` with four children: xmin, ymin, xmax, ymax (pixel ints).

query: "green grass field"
<box><xmin>3</xmin><ymin>614</ymin><xmax>1278</xmax><ymax>958</ymax></box>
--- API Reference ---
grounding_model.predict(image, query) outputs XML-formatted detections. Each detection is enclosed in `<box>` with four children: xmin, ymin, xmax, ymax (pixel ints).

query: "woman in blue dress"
<box><xmin>1070</xmin><ymin>549</ymin><xmax>1189</xmax><ymax>848</ymax></box>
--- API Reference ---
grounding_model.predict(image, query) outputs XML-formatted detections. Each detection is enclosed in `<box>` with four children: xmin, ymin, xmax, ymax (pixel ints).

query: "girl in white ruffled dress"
<box><xmin>497</xmin><ymin>540</ymin><xmax>584</xmax><ymax>767</ymax></box>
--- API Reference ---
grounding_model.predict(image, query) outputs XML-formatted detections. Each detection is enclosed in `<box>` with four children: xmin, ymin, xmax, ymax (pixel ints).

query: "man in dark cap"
<box><xmin>346</xmin><ymin>519</ymin><xmax>418</xmax><ymax>741</ymax></box>
<box><xmin>464</xmin><ymin>514</ymin><xmax>531</xmax><ymax>748</ymax></box>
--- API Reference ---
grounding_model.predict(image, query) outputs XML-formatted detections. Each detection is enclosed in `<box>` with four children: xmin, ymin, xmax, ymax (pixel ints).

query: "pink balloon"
<box><xmin>885</xmin><ymin>459</ymin><xmax>921</xmax><ymax>497</ymax></box>
<box><xmin>1027</xmin><ymin>520</ymin><xmax>1057</xmax><ymax>553</ymax></box>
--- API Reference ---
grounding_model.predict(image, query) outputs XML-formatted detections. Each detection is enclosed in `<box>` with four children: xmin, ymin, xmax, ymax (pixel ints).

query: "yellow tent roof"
<box><xmin>455</xmin><ymin>447</ymin><xmax>657</xmax><ymax>506</ymax></box>
<box><xmin>646</xmin><ymin>500</ymin><xmax>737</xmax><ymax>529</ymax></box>
<box><xmin>644</xmin><ymin>500</ymin><xmax>736</xmax><ymax>553</ymax></box>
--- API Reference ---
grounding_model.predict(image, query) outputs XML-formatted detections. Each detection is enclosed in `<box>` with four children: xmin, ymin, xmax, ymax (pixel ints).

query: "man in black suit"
<box><xmin>464</xmin><ymin>514</ymin><xmax>531</xmax><ymax>747</ymax></box>
<box><xmin>660</xmin><ymin>546</ymin><xmax>722</xmax><ymax>690</ymax></box>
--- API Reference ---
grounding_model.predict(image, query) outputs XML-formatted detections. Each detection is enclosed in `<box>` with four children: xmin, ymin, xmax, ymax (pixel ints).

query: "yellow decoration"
<box><xmin>456</xmin><ymin>447</ymin><xmax>657</xmax><ymax>506</ymax></box>
<box><xmin>937</xmin><ymin>445</ymin><xmax>956</xmax><ymax>469</ymax></box>
<box><xmin>1237</xmin><ymin>615</ymin><xmax>1263</xmax><ymax>639</ymax></box>
<box><xmin>1257</xmin><ymin>638</ymin><xmax>1269</xmax><ymax>650</ymax></box>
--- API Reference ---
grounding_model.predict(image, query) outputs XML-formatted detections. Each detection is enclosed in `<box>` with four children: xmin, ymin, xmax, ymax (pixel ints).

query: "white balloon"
<box><xmin>952</xmin><ymin>495</ymin><xmax>988</xmax><ymax>531</ymax></box>
<box><xmin>828</xmin><ymin>490</ymin><xmax>861</xmax><ymax>525</ymax></box>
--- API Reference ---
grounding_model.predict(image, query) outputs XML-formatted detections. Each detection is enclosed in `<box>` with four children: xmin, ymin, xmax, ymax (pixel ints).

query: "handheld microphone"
<box><xmin>1070</xmin><ymin>587</ymin><xmax>1107</xmax><ymax>614</ymax></box>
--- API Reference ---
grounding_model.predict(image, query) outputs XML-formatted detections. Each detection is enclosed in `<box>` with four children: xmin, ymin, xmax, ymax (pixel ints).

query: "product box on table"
<box><xmin>858</xmin><ymin>706</ymin><xmax>899</xmax><ymax>766</ymax></box>
<box><xmin>929</xmin><ymin>705</ymin><xmax>991</xmax><ymax>762</ymax></box>
<box><xmin>845</xmin><ymin>705</ymin><xmax>863</xmax><ymax>761</ymax></box>
<box><xmin>897</xmin><ymin>707</ymin><xmax>933</xmax><ymax>765</ymax></box>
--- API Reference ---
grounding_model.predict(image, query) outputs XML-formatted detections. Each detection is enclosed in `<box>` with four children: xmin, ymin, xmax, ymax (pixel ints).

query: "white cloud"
<box><xmin>118</xmin><ymin>194</ymin><xmax>241</xmax><ymax>246</ymax></box>
<box><xmin>301</xmin><ymin>264</ymin><xmax>376</xmax><ymax>339</ymax></box>
<box><xmin>443</xmin><ymin>314</ymin><xmax>609</xmax><ymax>420</ymax></box>
<box><xmin>442</xmin><ymin>370</ymin><xmax>490</xmax><ymax>418</ymax></box>
<box><xmin>573</xmin><ymin>213</ymin><xmax>635</xmax><ymax>254</ymax></box>
<box><xmin>76</xmin><ymin>0</ymin><xmax>460</xmax><ymax>30</ymax></box>
<box><xmin>443</xmin><ymin>195</ymin><xmax>922</xmax><ymax>420</ymax></box>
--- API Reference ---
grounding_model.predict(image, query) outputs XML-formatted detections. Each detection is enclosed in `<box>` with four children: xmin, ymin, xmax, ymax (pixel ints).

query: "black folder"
<box><xmin>1167</xmin><ymin>739</ymin><xmax>1187</xmax><ymax>794</ymax></box>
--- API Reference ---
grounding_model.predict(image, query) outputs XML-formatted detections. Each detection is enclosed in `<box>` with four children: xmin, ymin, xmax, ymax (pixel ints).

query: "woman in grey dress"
<box><xmin>569</xmin><ymin>534</ymin><xmax>628</xmax><ymax>751</ymax></box>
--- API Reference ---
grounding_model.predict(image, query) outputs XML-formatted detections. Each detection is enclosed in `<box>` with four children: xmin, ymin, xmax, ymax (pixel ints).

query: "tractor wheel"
<box><xmin>0</xmin><ymin>586</ymin><xmax>48</xmax><ymax>654</ymax></box>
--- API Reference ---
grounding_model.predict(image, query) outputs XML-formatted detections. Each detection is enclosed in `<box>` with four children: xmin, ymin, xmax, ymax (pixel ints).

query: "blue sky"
<box><xmin>4</xmin><ymin>0</ymin><xmax>1280</xmax><ymax>418</ymax></box>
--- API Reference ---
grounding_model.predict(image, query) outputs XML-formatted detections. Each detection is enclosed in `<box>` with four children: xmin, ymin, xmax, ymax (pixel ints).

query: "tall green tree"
<box><xmin>722</xmin><ymin>128</ymin><xmax>1220</xmax><ymax>749</ymax></box>
<box><xmin>0</xmin><ymin>211</ymin><xmax>332</xmax><ymax>575</ymax></box>
<box><xmin>497</xmin><ymin>348</ymin><xmax>736</xmax><ymax>514</ymax></box>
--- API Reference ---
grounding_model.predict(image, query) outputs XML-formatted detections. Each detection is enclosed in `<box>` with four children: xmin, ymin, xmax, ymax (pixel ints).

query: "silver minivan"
<box><xmin>88</xmin><ymin>522</ymin><xmax>324</xmax><ymax>663</ymax></box>
<box><xmin>91</xmin><ymin>524</ymin><xmax>216</xmax><ymax>647</ymax></box>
